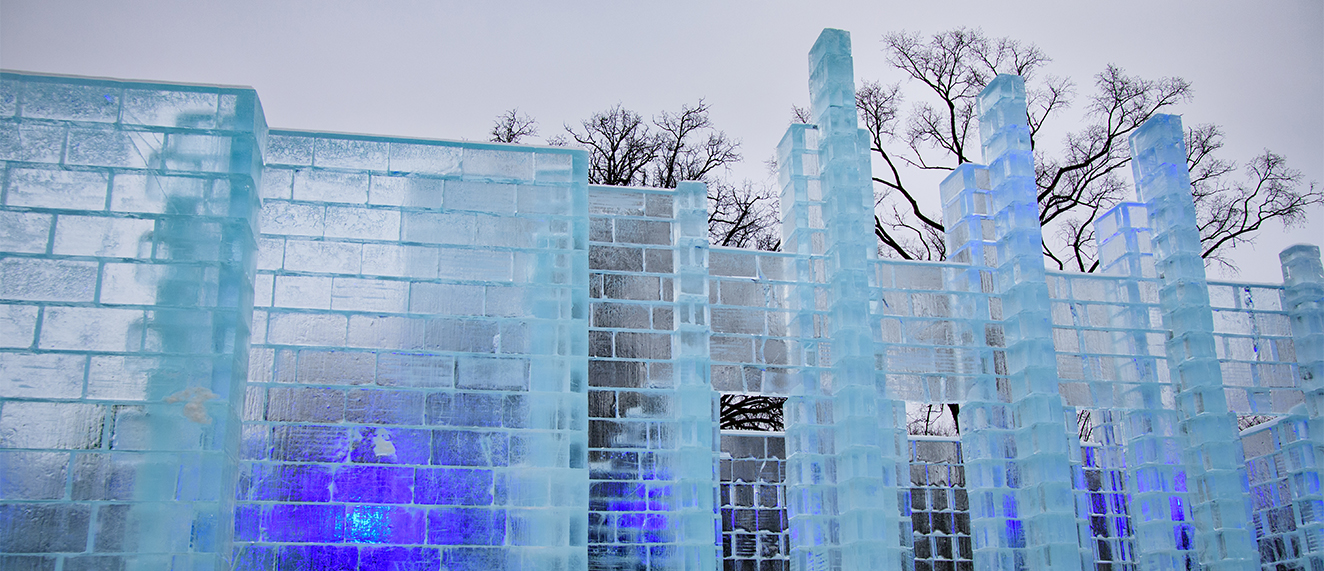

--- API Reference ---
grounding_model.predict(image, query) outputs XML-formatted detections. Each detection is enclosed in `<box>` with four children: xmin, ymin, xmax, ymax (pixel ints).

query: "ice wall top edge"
<box><xmin>2</xmin><ymin>69</ymin><xmax>268</xmax><ymax>142</ymax></box>
<box><xmin>587</xmin><ymin>183</ymin><xmax>680</xmax><ymax>195</ymax></box>
<box><xmin>711</xmin><ymin>245</ymin><xmax>798</xmax><ymax>260</ymax></box>
<box><xmin>1206</xmin><ymin>279</ymin><xmax>1287</xmax><ymax>290</ymax></box>
<box><xmin>879</xmin><ymin>257</ymin><xmax>978</xmax><ymax>272</ymax></box>
<box><xmin>271</xmin><ymin>127</ymin><xmax>591</xmax><ymax>156</ymax></box>
<box><xmin>1043</xmin><ymin>269</ymin><xmax>1284</xmax><ymax>289</ymax></box>
<box><xmin>1</xmin><ymin>69</ymin><xmax>259</xmax><ymax>95</ymax></box>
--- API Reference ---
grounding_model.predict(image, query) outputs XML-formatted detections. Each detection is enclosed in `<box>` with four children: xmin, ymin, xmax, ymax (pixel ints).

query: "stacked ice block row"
<box><xmin>907</xmin><ymin>438</ymin><xmax>974</xmax><ymax>570</ymax></box>
<box><xmin>936</xmin><ymin>162</ymin><xmax>1023</xmax><ymax>571</ymax></box>
<box><xmin>775</xmin><ymin>119</ymin><xmax>841</xmax><ymax>571</ymax></box>
<box><xmin>1044</xmin><ymin>265</ymin><xmax>1188</xmax><ymax>569</ymax></box>
<box><xmin>583</xmin><ymin>184</ymin><xmax>679</xmax><ymax>568</ymax></box>
<box><xmin>670</xmin><ymin>180</ymin><xmax>720</xmax><ymax>568</ymax></box>
<box><xmin>236</xmin><ymin>131</ymin><xmax>589</xmax><ymax>571</ymax></box>
<box><xmin>1077</xmin><ymin>444</ymin><xmax>1135</xmax><ymax>571</ymax></box>
<box><xmin>0</xmin><ymin>72</ymin><xmax>266</xmax><ymax>570</ymax></box>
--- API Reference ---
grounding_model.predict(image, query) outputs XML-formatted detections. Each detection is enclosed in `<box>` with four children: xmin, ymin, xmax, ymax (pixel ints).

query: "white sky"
<box><xmin>2</xmin><ymin>0</ymin><xmax>1320</xmax><ymax>282</ymax></box>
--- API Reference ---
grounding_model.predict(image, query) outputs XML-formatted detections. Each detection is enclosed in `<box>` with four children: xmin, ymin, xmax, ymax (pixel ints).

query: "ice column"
<box><xmin>777</xmin><ymin>120</ymin><xmax>843</xmax><ymax>571</ymax></box>
<box><xmin>1280</xmin><ymin>244</ymin><xmax>1324</xmax><ymax>564</ymax></box>
<box><xmin>979</xmin><ymin>74</ymin><xmax>1090</xmax><ymax>571</ymax></box>
<box><xmin>1094</xmin><ymin>203</ymin><xmax>1197</xmax><ymax>569</ymax></box>
<box><xmin>814</xmin><ymin>28</ymin><xmax>913</xmax><ymax>570</ymax></box>
<box><xmin>941</xmin><ymin>163</ymin><xmax>1029</xmax><ymax>569</ymax></box>
<box><xmin>672</xmin><ymin>180</ymin><xmax>720</xmax><ymax>569</ymax></box>
<box><xmin>1130</xmin><ymin>113</ymin><xmax>1258</xmax><ymax>569</ymax></box>
<box><xmin>0</xmin><ymin>72</ymin><xmax>265</xmax><ymax>569</ymax></box>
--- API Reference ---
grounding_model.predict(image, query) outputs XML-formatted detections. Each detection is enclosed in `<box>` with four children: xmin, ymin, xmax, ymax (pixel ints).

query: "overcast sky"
<box><xmin>2</xmin><ymin>0</ymin><xmax>1320</xmax><ymax>281</ymax></box>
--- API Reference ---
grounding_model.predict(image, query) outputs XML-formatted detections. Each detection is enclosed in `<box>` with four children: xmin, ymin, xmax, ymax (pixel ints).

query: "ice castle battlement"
<box><xmin>1</xmin><ymin>28</ymin><xmax>1321</xmax><ymax>571</ymax></box>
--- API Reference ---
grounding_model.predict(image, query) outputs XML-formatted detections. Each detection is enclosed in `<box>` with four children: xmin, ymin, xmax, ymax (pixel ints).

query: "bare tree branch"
<box><xmin>566</xmin><ymin>105</ymin><xmax>660</xmax><ymax>186</ymax></box>
<box><xmin>709</xmin><ymin>180</ymin><xmax>780</xmax><ymax>250</ymax></box>
<box><xmin>1197</xmin><ymin>151</ymin><xmax>1323</xmax><ymax>270</ymax></box>
<box><xmin>490</xmin><ymin>108</ymin><xmax>538</xmax><ymax>143</ymax></box>
<box><xmin>906</xmin><ymin>403</ymin><xmax>958</xmax><ymax>436</ymax></box>
<box><xmin>791</xmin><ymin>105</ymin><xmax>813</xmax><ymax>124</ymax></box>
<box><xmin>1237</xmin><ymin>414</ymin><xmax>1277</xmax><ymax>431</ymax></box>
<box><xmin>720</xmin><ymin>394</ymin><xmax>786</xmax><ymax>431</ymax></box>
<box><xmin>652</xmin><ymin>100</ymin><xmax>741</xmax><ymax>188</ymax></box>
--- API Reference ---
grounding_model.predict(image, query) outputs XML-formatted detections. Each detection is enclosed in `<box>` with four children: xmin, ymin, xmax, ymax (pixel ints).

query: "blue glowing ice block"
<box><xmin>1093</xmin><ymin>202</ymin><xmax>1198</xmax><ymax>569</ymax></box>
<box><xmin>671</xmin><ymin>181</ymin><xmax>721</xmax><ymax>569</ymax></box>
<box><xmin>979</xmin><ymin>74</ymin><xmax>1089</xmax><ymax>571</ymax></box>
<box><xmin>1130</xmin><ymin>114</ymin><xmax>1258</xmax><ymax>569</ymax></box>
<box><xmin>0</xmin><ymin>71</ymin><xmax>266</xmax><ymax>570</ymax></box>
<box><xmin>1280</xmin><ymin>244</ymin><xmax>1324</xmax><ymax>565</ymax></box>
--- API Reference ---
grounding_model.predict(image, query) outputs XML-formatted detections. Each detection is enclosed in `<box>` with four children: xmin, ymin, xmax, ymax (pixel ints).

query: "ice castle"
<box><xmin>0</xmin><ymin>28</ymin><xmax>1321</xmax><ymax>571</ymax></box>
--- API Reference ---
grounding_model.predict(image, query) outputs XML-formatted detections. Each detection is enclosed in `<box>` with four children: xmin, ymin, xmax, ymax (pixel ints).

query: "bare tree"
<box><xmin>720</xmin><ymin>394</ymin><xmax>786</xmax><ymax>431</ymax></box>
<box><xmin>563</xmin><ymin>101</ymin><xmax>744</xmax><ymax>190</ymax></box>
<box><xmin>565</xmin><ymin>105</ymin><xmax>660</xmax><ymax>186</ymax></box>
<box><xmin>1237</xmin><ymin>414</ymin><xmax>1278</xmax><ymax>431</ymax></box>
<box><xmin>791</xmin><ymin>105</ymin><xmax>813</xmax><ymax>124</ymax></box>
<box><xmin>651</xmin><ymin>100</ymin><xmax>741</xmax><ymax>189</ymax></box>
<box><xmin>906</xmin><ymin>403</ymin><xmax>958</xmax><ymax>436</ymax></box>
<box><xmin>1076</xmin><ymin>410</ymin><xmax>1095</xmax><ymax>442</ymax></box>
<box><xmin>708</xmin><ymin>180</ymin><xmax>780</xmax><ymax>250</ymax></box>
<box><xmin>490</xmin><ymin>108</ymin><xmax>538</xmax><ymax>143</ymax></box>
<box><xmin>858</xmin><ymin>27</ymin><xmax>1319</xmax><ymax>272</ymax></box>
<box><xmin>561</xmin><ymin>101</ymin><xmax>779</xmax><ymax>254</ymax></box>
<box><xmin>1189</xmin><ymin>131</ymin><xmax>1324</xmax><ymax>270</ymax></box>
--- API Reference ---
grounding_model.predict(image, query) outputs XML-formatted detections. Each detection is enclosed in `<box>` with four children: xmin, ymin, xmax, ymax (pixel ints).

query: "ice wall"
<box><xmin>719</xmin><ymin>431</ymin><xmax>790</xmax><ymax>570</ymax></box>
<box><xmin>1240</xmin><ymin>416</ymin><xmax>1320</xmax><ymax>570</ymax></box>
<box><xmin>6</xmin><ymin>29</ymin><xmax>1324</xmax><ymax>571</ymax></box>
<box><xmin>907</xmin><ymin>437</ymin><xmax>974</xmax><ymax>568</ymax></box>
<box><xmin>235</xmin><ymin>131</ymin><xmax>589</xmax><ymax>570</ymax></box>
<box><xmin>0</xmin><ymin>71</ymin><xmax>266</xmax><ymax>569</ymax></box>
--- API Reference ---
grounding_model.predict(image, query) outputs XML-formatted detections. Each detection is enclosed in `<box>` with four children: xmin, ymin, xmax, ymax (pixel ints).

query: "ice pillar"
<box><xmin>1094</xmin><ymin>203</ymin><xmax>1198</xmax><ymax>569</ymax></box>
<box><xmin>777</xmin><ymin>120</ymin><xmax>842</xmax><ymax>571</ymax></box>
<box><xmin>807</xmin><ymin>28</ymin><xmax>913</xmax><ymax>570</ymax></box>
<box><xmin>0</xmin><ymin>72</ymin><xmax>265</xmax><ymax>569</ymax></box>
<box><xmin>1280</xmin><ymin>244</ymin><xmax>1324</xmax><ymax>564</ymax></box>
<box><xmin>941</xmin><ymin>163</ymin><xmax>1029</xmax><ymax>570</ymax></box>
<box><xmin>978</xmin><ymin>74</ymin><xmax>1090</xmax><ymax>571</ymax></box>
<box><xmin>1130</xmin><ymin>114</ymin><xmax>1258</xmax><ymax>569</ymax></box>
<box><xmin>671</xmin><ymin>180</ymin><xmax>721</xmax><ymax>569</ymax></box>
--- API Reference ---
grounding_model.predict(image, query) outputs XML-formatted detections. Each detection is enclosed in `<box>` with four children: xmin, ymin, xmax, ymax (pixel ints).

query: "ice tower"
<box><xmin>0</xmin><ymin>73</ymin><xmax>266</xmax><ymax>568</ymax></box>
<box><xmin>778</xmin><ymin>28</ymin><xmax>913</xmax><ymax>571</ymax></box>
<box><xmin>2</xmin><ymin>27</ymin><xmax>1323</xmax><ymax>571</ymax></box>
<box><xmin>1130</xmin><ymin>115</ymin><xmax>1259</xmax><ymax>569</ymax></box>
